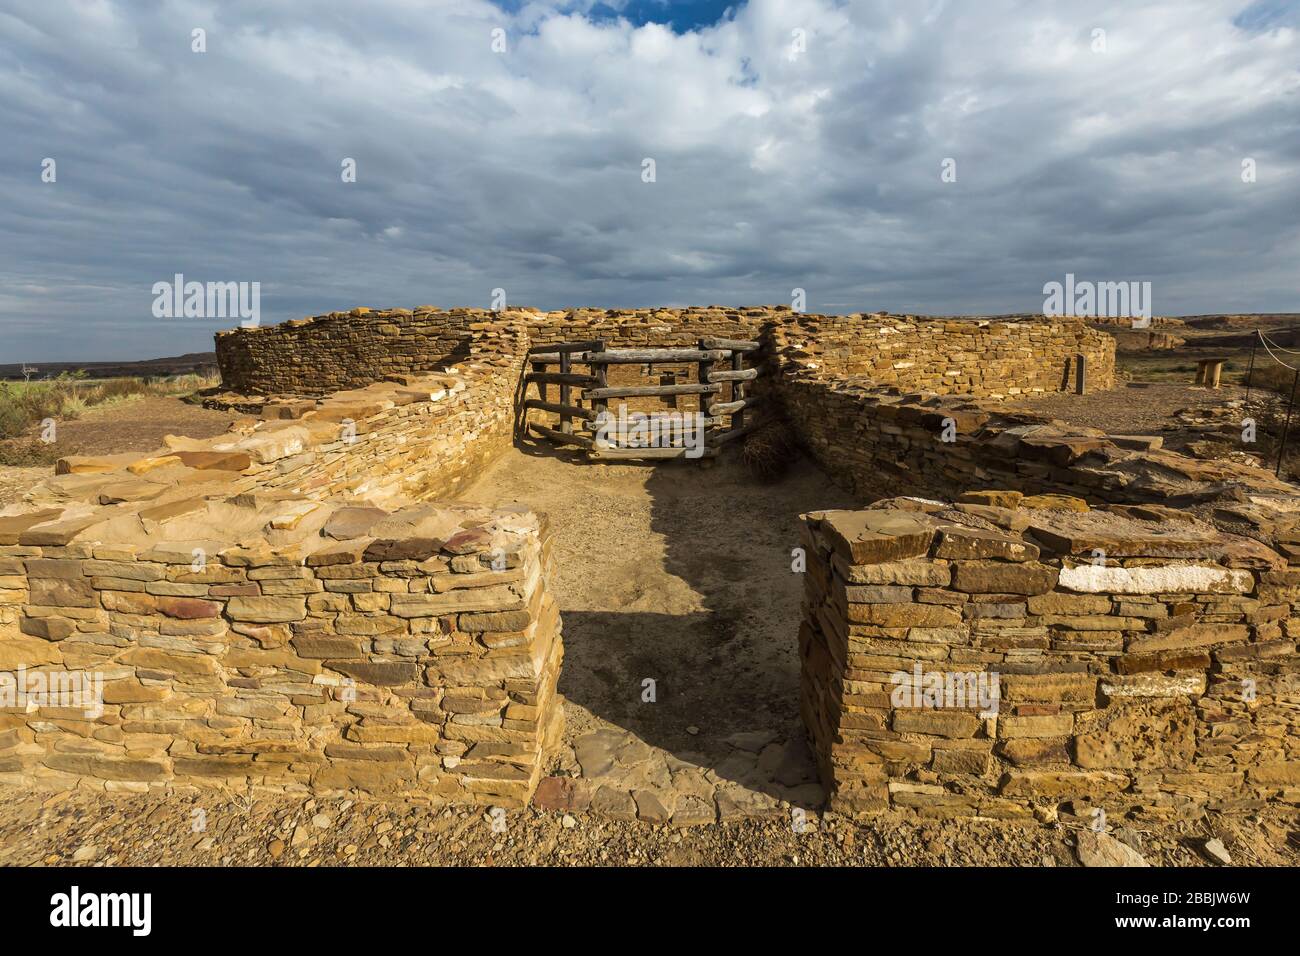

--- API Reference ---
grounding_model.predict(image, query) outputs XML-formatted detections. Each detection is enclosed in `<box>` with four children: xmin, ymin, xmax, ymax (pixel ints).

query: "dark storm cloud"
<box><xmin>0</xmin><ymin>0</ymin><xmax>1296</xmax><ymax>361</ymax></box>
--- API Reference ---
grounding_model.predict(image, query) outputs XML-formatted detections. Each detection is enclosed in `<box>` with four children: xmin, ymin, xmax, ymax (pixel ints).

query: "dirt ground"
<box><xmin>1009</xmin><ymin>382</ymin><xmax>1250</xmax><ymax>452</ymax></box>
<box><xmin>3</xmin><ymin>786</ymin><xmax>1294</xmax><ymax>867</ymax></box>
<box><xmin>0</xmin><ymin>395</ymin><xmax>235</xmax><ymax>506</ymax></box>
<box><xmin>462</xmin><ymin>443</ymin><xmax>859</xmax><ymax>756</ymax></box>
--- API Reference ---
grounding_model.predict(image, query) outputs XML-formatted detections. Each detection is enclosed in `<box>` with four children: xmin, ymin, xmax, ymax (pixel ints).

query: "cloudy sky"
<box><xmin>1</xmin><ymin>0</ymin><xmax>1297</xmax><ymax>362</ymax></box>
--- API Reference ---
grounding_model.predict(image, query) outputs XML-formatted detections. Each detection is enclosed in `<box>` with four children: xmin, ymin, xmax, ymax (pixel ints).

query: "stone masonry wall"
<box><xmin>41</xmin><ymin>317</ymin><xmax>528</xmax><ymax>512</ymax></box>
<box><xmin>13</xmin><ymin>302</ymin><xmax>1283</xmax><ymax>822</ymax></box>
<box><xmin>776</xmin><ymin>377</ymin><xmax>1300</xmax><ymax>522</ymax></box>
<box><xmin>772</xmin><ymin>313</ymin><xmax>1115</xmax><ymax>398</ymax></box>
<box><xmin>799</xmin><ymin>497</ymin><xmax>1300</xmax><ymax>820</ymax></box>
<box><xmin>0</xmin><ymin>498</ymin><xmax>563</xmax><ymax>806</ymax></box>
<box><xmin>0</xmin><ymin>316</ymin><xmax>557</xmax><ymax>804</ymax></box>
<box><xmin>216</xmin><ymin>306</ymin><xmax>1115</xmax><ymax>403</ymax></box>
<box><xmin>214</xmin><ymin>307</ymin><xmax>481</xmax><ymax>395</ymax></box>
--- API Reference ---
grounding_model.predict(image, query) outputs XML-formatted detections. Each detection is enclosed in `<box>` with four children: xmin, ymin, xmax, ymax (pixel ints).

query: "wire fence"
<box><xmin>1244</xmin><ymin>329</ymin><xmax>1300</xmax><ymax>477</ymax></box>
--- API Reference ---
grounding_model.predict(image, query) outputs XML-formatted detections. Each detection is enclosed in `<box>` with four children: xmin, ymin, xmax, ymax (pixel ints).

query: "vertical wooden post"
<box><xmin>1246</xmin><ymin>337</ymin><xmax>1257</xmax><ymax>400</ymax></box>
<box><xmin>533</xmin><ymin>359</ymin><xmax>548</xmax><ymax>405</ymax></box>
<box><xmin>1276</xmin><ymin>367</ymin><xmax>1299</xmax><ymax>477</ymax></box>
<box><xmin>697</xmin><ymin>339</ymin><xmax>715</xmax><ymax>455</ymax></box>
<box><xmin>559</xmin><ymin>350</ymin><xmax>572</xmax><ymax>435</ymax></box>
<box><xmin>731</xmin><ymin>348</ymin><xmax>746</xmax><ymax>431</ymax></box>
<box><xmin>532</xmin><ymin>358</ymin><xmax>548</xmax><ymax>445</ymax></box>
<box><xmin>1075</xmin><ymin>353</ymin><xmax>1086</xmax><ymax>395</ymax></box>
<box><xmin>590</xmin><ymin>340</ymin><xmax>607</xmax><ymax>457</ymax></box>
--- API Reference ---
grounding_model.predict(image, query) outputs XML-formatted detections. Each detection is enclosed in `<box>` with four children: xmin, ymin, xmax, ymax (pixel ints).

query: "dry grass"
<box><xmin>0</xmin><ymin>372</ymin><xmax>217</xmax><ymax>441</ymax></box>
<box><xmin>0</xmin><ymin>373</ymin><xmax>219</xmax><ymax>464</ymax></box>
<box><xmin>1246</xmin><ymin>363</ymin><xmax>1299</xmax><ymax>399</ymax></box>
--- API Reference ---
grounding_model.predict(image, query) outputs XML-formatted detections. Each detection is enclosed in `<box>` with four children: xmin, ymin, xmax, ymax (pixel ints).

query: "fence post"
<box><xmin>1246</xmin><ymin>336</ymin><xmax>1257</xmax><ymax>401</ymax></box>
<box><xmin>533</xmin><ymin>358</ymin><xmax>548</xmax><ymax>408</ymax></box>
<box><xmin>558</xmin><ymin>351</ymin><xmax>572</xmax><ymax>436</ymax></box>
<box><xmin>1075</xmin><ymin>353</ymin><xmax>1086</xmax><ymax>395</ymax></box>
<box><xmin>590</xmin><ymin>341</ymin><xmax>607</xmax><ymax>456</ymax></box>
<box><xmin>731</xmin><ymin>348</ymin><xmax>747</xmax><ymax>432</ymax></box>
<box><xmin>697</xmin><ymin>339</ymin><xmax>715</xmax><ymax>454</ymax></box>
<box><xmin>1276</xmin><ymin>366</ymin><xmax>1299</xmax><ymax>478</ymax></box>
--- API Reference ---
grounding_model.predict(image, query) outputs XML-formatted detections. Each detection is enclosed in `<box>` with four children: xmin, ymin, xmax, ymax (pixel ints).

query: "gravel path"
<box><xmin>4</xmin><ymin>788</ymin><xmax>1294</xmax><ymax>867</ymax></box>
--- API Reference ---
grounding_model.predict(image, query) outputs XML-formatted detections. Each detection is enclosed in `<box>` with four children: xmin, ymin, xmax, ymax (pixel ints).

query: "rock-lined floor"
<box><xmin>461</xmin><ymin>447</ymin><xmax>856</xmax><ymax>826</ymax></box>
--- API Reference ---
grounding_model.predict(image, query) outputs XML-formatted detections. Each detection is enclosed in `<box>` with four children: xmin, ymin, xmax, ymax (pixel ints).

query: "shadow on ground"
<box><xmin>466</xmin><ymin>433</ymin><xmax>860</xmax><ymax>817</ymax></box>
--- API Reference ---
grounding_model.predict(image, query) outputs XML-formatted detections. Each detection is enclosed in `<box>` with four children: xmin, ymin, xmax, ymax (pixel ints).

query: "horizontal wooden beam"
<box><xmin>528</xmin><ymin>340</ymin><xmax>602</xmax><ymax>355</ymax></box>
<box><xmin>525</xmin><ymin>399</ymin><xmax>595</xmax><ymax>422</ymax></box>
<box><xmin>707</xmin><ymin>368</ymin><xmax>759</xmax><ymax>383</ymax></box>
<box><xmin>527</xmin><ymin>372</ymin><xmax>598</xmax><ymax>387</ymax></box>
<box><xmin>593</xmin><ymin>415</ymin><xmax>725</xmax><ymax>433</ymax></box>
<box><xmin>700</xmin><ymin>337</ymin><xmax>759</xmax><ymax>352</ymax></box>
<box><xmin>710</xmin><ymin>417</ymin><xmax>768</xmax><ymax>446</ymax></box>
<box><xmin>710</xmin><ymin>395</ymin><xmax>764</xmax><ymax>416</ymax></box>
<box><xmin>588</xmin><ymin>446</ymin><xmax>717</xmax><ymax>461</ymax></box>
<box><xmin>528</xmin><ymin>423</ymin><xmax>594</xmax><ymax>448</ymax></box>
<box><xmin>583</xmin><ymin>383</ymin><xmax>722</xmax><ymax>400</ymax></box>
<box><xmin>577</xmin><ymin>348</ymin><xmax>731</xmax><ymax>364</ymax></box>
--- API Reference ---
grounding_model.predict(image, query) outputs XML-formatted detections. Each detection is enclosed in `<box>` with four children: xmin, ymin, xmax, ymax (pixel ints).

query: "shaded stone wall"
<box><xmin>775</xmin><ymin>377</ymin><xmax>1299</xmax><ymax>516</ymax></box>
<box><xmin>799</xmin><ymin>499</ymin><xmax>1300</xmax><ymax>820</ymax></box>
<box><xmin>214</xmin><ymin>307</ymin><xmax>479</xmax><ymax>395</ymax></box>
<box><xmin>0</xmin><ymin>499</ymin><xmax>563</xmax><ymax>805</ymax></box>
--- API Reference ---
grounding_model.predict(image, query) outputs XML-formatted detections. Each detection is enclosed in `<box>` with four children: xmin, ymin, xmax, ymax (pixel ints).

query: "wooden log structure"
<box><xmin>576</xmin><ymin>348</ymin><xmax>731</xmax><ymax>364</ymax></box>
<box><xmin>524</xmin><ymin>337</ymin><xmax>766</xmax><ymax>461</ymax></box>
<box><xmin>526</xmin><ymin>371</ymin><xmax>598</xmax><ymax>388</ymax></box>
<box><xmin>524</xmin><ymin>398</ymin><xmax>596</xmax><ymax>422</ymax></box>
<box><xmin>528</xmin><ymin>423</ymin><xmax>594</xmax><ymax>448</ymax></box>
<box><xmin>707</xmin><ymin>368</ymin><xmax>758</xmax><ymax>383</ymax></box>
<box><xmin>528</xmin><ymin>339</ymin><xmax>603</xmax><ymax>357</ymax></box>
<box><xmin>583</xmin><ymin>383</ymin><xmax>722</xmax><ymax>400</ymax></box>
<box><xmin>710</xmin><ymin>395</ymin><xmax>763</xmax><ymax>417</ymax></box>
<box><xmin>700</xmin><ymin>337</ymin><xmax>759</xmax><ymax>352</ymax></box>
<box><xmin>588</xmin><ymin>446</ymin><xmax>718</xmax><ymax>461</ymax></box>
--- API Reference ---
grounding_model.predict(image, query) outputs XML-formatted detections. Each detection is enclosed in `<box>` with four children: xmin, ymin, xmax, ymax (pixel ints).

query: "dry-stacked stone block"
<box><xmin>0</xmin><ymin>497</ymin><xmax>563</xmax><ymax>807</ymax></box>
<box><xmin>775</xmin><ymin>380</ymin><xmax>1299</xmax><ymax>515</ymax></box>
<box><xmin>799</xmin><ymin>495</ymin><xmax>1300</xmax><ymax>820</ymax></box>
<box><xmin>770</xmin><ymin>312</ymin><xmax>1115</xmax><ymax>397</ymax></box>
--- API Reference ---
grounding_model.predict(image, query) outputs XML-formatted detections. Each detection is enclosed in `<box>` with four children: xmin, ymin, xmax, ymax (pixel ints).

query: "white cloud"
<box><xmin>0</xmin><ymin>0</ymin><xmax>1296</xmax><ymax>360</ymax></box>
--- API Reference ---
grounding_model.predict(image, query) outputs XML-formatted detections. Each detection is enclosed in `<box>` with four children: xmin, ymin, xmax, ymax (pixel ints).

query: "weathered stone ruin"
<box><xmin>801</xmin><ymin>500</ymin><xmax>1296</xmax><ymax>821</ymax></box>
<box><xmin>1</xmin><ymin>304</ymin><xmax>1295</xmax><ymax>823</ymax></box>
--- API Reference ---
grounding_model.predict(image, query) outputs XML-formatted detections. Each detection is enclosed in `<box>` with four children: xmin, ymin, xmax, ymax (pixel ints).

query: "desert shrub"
<box><xmin>1250</xmin><ymin>394</ymin><xmax>1300</xmax><ymax>482</ymax></box>
<box><xmin>1246</xmin><ymin>363</ymin><xmax>1299</xmax><ymax>398</ymax></box>
<box><xmin>741</xmin><ymin>420</ymin><xmax>799</xmax><ymax>482</ymax></box>
<box><xmin>0</xmin><ymin>380</ymin><xmax>70</xmax><ymax>439</ymax></box>
<box><xmin>0</xmin><ymin>439</ymin><xmax>61</xmax><ymax>467</ymax></box>
<box><xmin>0</xmin><ymin>396</ymin><xmax>27</xmax><ymax>440</ymax></box>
